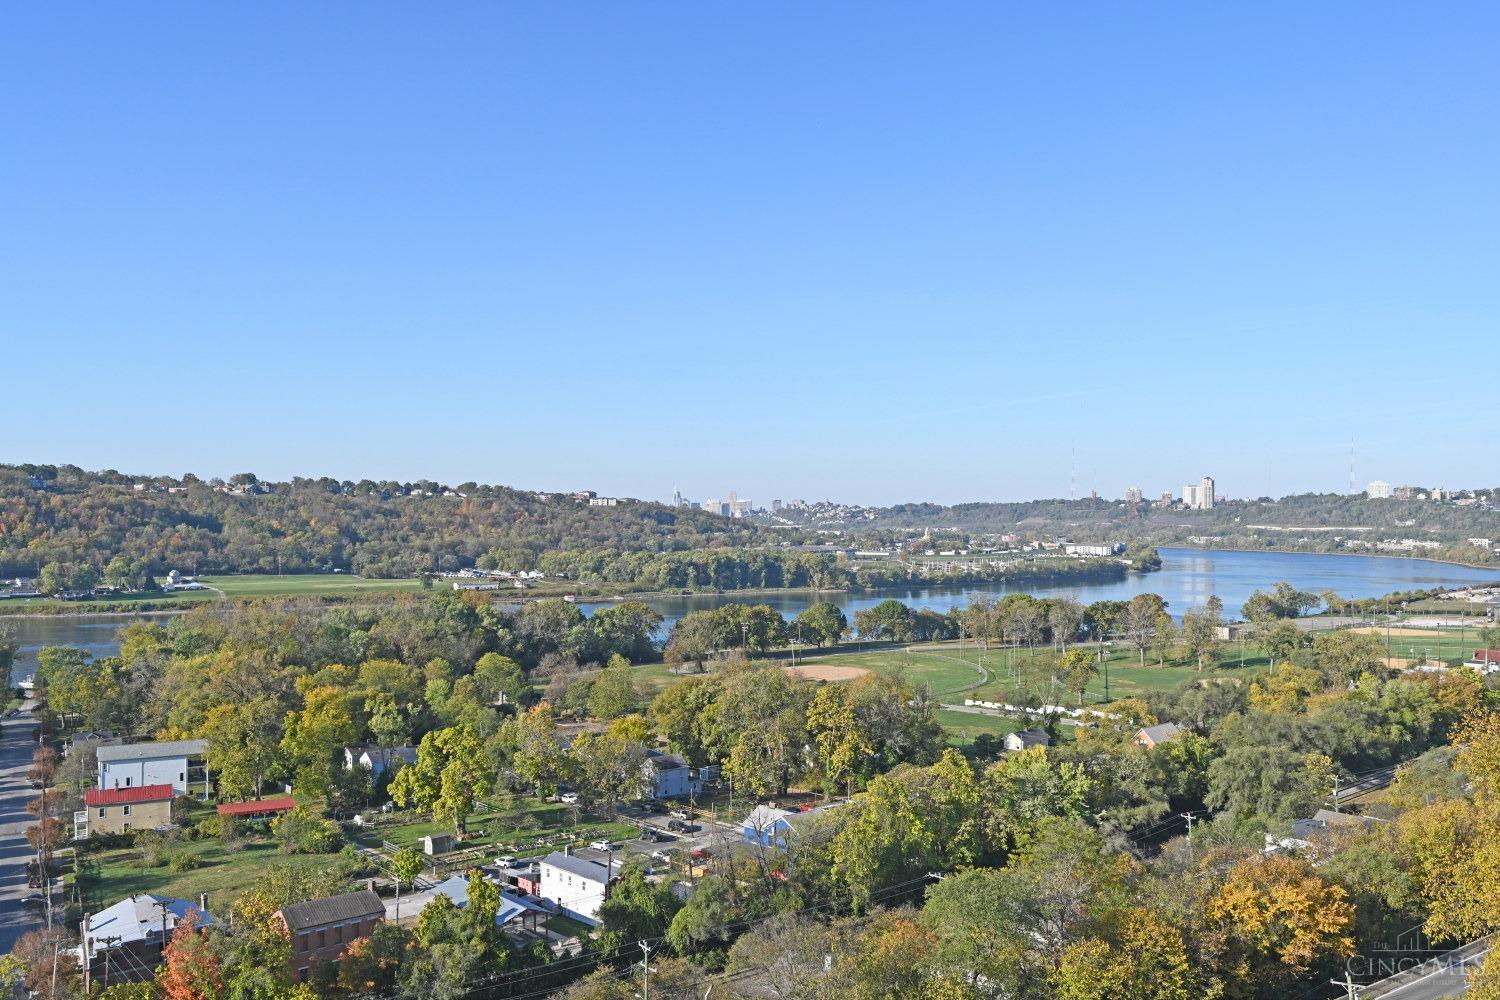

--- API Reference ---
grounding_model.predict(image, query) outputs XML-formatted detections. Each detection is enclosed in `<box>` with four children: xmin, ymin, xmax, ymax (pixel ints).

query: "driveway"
<box><xmin>0</xmin><ymin>707</ymin><xmax>41</xmax><ymax>954</ymax></box>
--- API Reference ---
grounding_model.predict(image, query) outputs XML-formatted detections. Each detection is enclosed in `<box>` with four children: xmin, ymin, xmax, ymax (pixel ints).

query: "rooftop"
<box><xmin>83</xmin><ymin>895</ymin><xmax>213</xmax><ymax>953</ymax></box>
<box><xmin>540</xmin><ymin>851</ymin><xmax>619</xmax><ymax>885</ymax></box>
<box><xmin>96</xmin><ymin>739</ymin><xmax>208</xmax><ymax>763</ymax></box>
<box><xmin>217</xmin><ymin>796</ymin><xmax>296</xmax><ymax>816</ymax></box>
<box><xmin>85</xmin><ymin>784</ymin><xmax>175</xmax><ymax>807</ymax></box>
<box><xmin>277</xmin><ymin>889</ymin><xmax>384</xmax><ymax>931</ymax></box>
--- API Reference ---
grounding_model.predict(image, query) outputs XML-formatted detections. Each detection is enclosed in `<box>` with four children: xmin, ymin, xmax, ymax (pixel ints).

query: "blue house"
<box><xmin>643</xmin><ymin>749</ymin><xmax>698</xmax><ymax>799</ymax></box>
<box><xmin>742</xmin><ymin>803</ymin><xmax>842</xmax><ymax>848</ymax></box>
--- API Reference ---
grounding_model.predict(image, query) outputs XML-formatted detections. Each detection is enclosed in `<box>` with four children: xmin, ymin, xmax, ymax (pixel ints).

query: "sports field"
<box><xmin>198</xmin><ymin>573</ymin><xmax>426</xmax><ymax>598</ymax></box>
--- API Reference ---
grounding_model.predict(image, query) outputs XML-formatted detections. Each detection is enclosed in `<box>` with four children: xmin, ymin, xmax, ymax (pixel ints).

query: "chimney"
<box><xmin>366</xmin><ymin>878</ymin><xmax>377</xmax><ymax>893</ymax></box>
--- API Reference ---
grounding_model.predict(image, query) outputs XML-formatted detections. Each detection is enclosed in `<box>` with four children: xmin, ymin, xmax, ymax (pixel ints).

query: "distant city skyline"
<box><xmin>6</xmin><ymin>5</ymin><xmax>1497</xmax><ymax>504</ymax></box>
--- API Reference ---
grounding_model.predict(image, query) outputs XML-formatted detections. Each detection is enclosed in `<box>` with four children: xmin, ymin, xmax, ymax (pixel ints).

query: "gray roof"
<box><xmin>646</xmin><ymin>749</ymin><xmax>691</xmax><ymax>772</ymax></box>
<box><xmin>277</xmin><ymin>889</ymin><xmax>384</xmax><ymax>931</ymax></box>
<box><xmin>96</xmin><ymin>739</ymin><xmax>208</xmax><ymax>763</ymax></box>
<box><xmin>540</xmin><ymin>851</ymin><xmax>619</xmax><ymax>884</ymax></box>
<box><xmin>1008</xmin><ymin>728</ymin><xmax>1050</xmax><ymax>746</ymax></box>
<box><xmin>1136</xmin><ymin>723</ymin><xmax>1183</xmax><ymax>745</ymax></box>
<box><xmin>83</xmin><ymin>894</ymin><xmax>214</xmax><ymax>953</ymax></box>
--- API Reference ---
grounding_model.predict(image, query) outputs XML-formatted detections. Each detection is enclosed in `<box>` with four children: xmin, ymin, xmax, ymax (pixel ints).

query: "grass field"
<box><xmin>200</xmin><ymin>574</ymin><xmax>427</xmax><ymax>598</ymax></box>
<box><xmin>81</xmin><ymin>838</ymin><xmax>348</xmax><ymax>906</ymax></box>
<box><xmin>360</xmin><ymin>796</ymin><xmax>638</xmax><ymax>859</ymax></box>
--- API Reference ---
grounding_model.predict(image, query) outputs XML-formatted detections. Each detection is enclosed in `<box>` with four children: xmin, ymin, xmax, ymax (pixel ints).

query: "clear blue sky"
<box><xmin>4</xmin><ymin>4</ymin><xmax>1497</xmax><ymax>505</ymax></box>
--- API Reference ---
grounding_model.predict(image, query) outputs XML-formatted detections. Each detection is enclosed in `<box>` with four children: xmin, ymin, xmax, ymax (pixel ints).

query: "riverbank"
<box><xmin>1172</xmin><ymin>539</ymin><xmax>1500</xmax><ymax>573</ymax></box>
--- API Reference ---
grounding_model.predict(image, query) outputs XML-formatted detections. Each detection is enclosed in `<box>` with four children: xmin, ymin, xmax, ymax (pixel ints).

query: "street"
<box><xmin>0</xmin><ymin>707</ymin><xmax>41</xmax><ymax>954</ymax></box>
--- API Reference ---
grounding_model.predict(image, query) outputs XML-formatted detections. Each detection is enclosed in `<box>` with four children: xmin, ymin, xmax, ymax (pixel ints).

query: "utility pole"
<box><xmin>1332</xmin><ymin>774</ymin><xmax>1342</xmax><ymax>813</ymax></box>
<box><xmin>1330</xmin><ymin>972</ymin><xmax>1364</xmax><ymax>999</ymax></box>
<box><xmin>638</xmin><ymin>940</ymin><xmax>655</xmax><ymax>1000</ymax></box>
<box><xmin>1183</xmin><ymin>812</ymin><xmax>1196</xmax><ymax>864</ymax></box>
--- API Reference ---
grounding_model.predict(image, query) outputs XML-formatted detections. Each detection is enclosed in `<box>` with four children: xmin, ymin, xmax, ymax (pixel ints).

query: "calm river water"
<box><xmin>8</xmin><ymin>548</ymin><xmax>1498</xmax><ymax>683</ymax></box>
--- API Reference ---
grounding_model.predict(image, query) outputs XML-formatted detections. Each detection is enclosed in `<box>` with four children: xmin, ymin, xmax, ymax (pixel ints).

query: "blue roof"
<box><xmin>430</xmin><ymin>874</ymin><xmax>545</xmax><ymax>925</ymax></box>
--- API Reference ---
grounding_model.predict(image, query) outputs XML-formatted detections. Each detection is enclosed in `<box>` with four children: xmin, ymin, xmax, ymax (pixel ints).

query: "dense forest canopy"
<box><xmin>0</xmin><ymin>464</ymin><xmax>780</xmax><ymax>579</ymax></box>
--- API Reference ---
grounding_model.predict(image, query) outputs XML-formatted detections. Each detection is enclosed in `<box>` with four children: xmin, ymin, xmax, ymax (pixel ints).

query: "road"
<box><xmin>0</xmin><ymin>707</ymin><xmax>42</xmax><ymax>954</ymax></box>
<box><xmin>1359</xmin><ymin>939</ymin><xmax>1490</xmax><ymax>999</ymax></box>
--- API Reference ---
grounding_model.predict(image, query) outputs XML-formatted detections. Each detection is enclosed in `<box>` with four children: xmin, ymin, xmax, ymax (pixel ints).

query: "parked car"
<box><xmin>589</xmin><ymin>839</ymin><xmax>615</xmax><ymax>852</ymax></box>
<box><xmin>669</xmin><ymin>809</ymin><xmax>690</xmax><ymax>820</ymax></box>
<box><xmin>559</xmin><ymin>792</ymin><xmax>580</xmax><ymax>804</ymax></box>
<box><xmin>651</xmin><ymin>849</ymin><xmax>675</xmax><ymax>863</ymax></box>
<box><xmin>639</xmin><ymin>828</ymin><xmax>662</xmax><ymax>843</ymax></box>
<box><xmin>495</xmin><ymin>855</ymin><xmax>519</xmax><ymax>868</ymax></box>
<box><xmin>690</xmin><ymin>848</ymin><xmax>710</xmax><ymax>860</ymax></box>
<box><xmin>666</xmin><ymin>819</ymin><xmax>689</xmax><ymax>832</ymax></box>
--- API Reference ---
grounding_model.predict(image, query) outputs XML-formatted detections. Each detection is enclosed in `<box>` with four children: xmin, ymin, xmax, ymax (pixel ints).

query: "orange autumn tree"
<box><xmin>157</xmin><ymin>913</ymin><xmax>221</xmax><ymax>1000</ymax></box>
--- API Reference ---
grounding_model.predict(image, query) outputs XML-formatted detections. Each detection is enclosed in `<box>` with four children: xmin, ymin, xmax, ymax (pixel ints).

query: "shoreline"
<box><xmin>1164</xmin><ymin>543</ymin><xmax>1500</xmax><ymax>574</ymax></box>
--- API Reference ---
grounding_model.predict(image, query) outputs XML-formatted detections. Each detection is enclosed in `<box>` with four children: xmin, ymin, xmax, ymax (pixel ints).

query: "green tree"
<box><xmin>390</xmin><ymin>725</ymin><xmax>495</xmax><ymax>836</ymax></box>
<box><xmin>1057</xmin><ymin>648</ymin><xmax>1099</xmax><ymax>705</ymax></box>
<box><xmin>796</xmin><ymin>602</ymin><xmax>849</xmax><ymax>648</ymax></box>
<box><xmin>586</xmin><ymin>655</ymin><xmax>641</xmax><ymax>720</ymax></box>
<box><xmin>392</xmin><ymin>846</ymin><xmax>424</xmax><ymax>890</ymax></box>
<box><xmin>807</xmin><ymin>683</ymin><xmax>873</xmax><ymax>798</ymax></box>
<box><xmin>201</xmin><ymin>695</ymin><xmax>283</xmax><ymax>801</ymax></box>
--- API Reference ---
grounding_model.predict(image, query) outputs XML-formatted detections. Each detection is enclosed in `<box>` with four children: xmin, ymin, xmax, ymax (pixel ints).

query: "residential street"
<box><xmin>0</xmin><ymin>707</ymin><xmax>41</xmax><ymax>954</ymax></box>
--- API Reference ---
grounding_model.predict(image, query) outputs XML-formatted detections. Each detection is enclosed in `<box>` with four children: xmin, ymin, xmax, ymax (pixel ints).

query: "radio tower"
<box><xmin>1348</xmin><ymin>440</ymin><xmax>1356</xmax><ymax>494</ymax></box>
<box><xmin>1070</xmin><ymin>448</ymin><xmax>1077</xmax><ymax>502</ymax></box>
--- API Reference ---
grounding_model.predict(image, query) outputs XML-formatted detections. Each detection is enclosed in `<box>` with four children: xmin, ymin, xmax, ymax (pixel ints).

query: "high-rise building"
<box><xmin>1183</xmin><ymin>476</ymin><xmax>1215</xmax><ymax>510</ymax></box>
<box><xmin>1124</xmin><ymin>487</ymin><xmax>1143</xmax><ymax>504</ymax></box>
<box><xmin>672</xmin><ymin>488</ymin><xmax>683</xmax><ymax>507</ymax></box>
<box><xmin>1366</xmin><ymin>480</ymin><xmax>1392</xmax><ymax>499</ymax></box>
<box><xmin>771</xmin><ymin>500</ymin><xmax>783</xmax><ymax>513</ymax></box>
<box><xmin>1393</xmin><ymin>485</ymin><xmax>1416</xmax><ymax>500</ymax></box>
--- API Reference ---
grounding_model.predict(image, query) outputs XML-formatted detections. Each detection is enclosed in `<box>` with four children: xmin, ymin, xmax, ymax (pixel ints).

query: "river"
<box><xmin>7</xmin><ymin>548</ymin><xmax>1498</xmax><ymax>682</ymax></box>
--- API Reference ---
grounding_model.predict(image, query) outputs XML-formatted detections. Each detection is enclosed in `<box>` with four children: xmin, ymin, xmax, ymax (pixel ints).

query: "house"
<box><xmin>420</xmin><ymin>833</ymin><xmax>456</xmax><ymax>856</ymax></box>
<box><xmin>1003</xmin><ymin>729</ymin><xmax>1051</xmax><ymax>752</ymax></box>
<box><xmin>217</xmin><ymin>796</ymin><xmax>296</xmax><ymax>822</ymax></box>
<box><xmin>80</xmin><ymin>894</ymin><xmax>214</xmax><ymax>989</ymax></box>
<box><xmin>742</xmin><ymin>802</ymin><xmax>842</xmax><ymax>849</ymax></box>
<box><xmin>343</xmin><ymin>745</ymin><xmax>418</xmax><ymax>779</ymax></box>
<box><xmin>643</xmin><ymin>749</ymin><xmax>698</xmax><ymax>799</ymax></box>
<box><xmin>422</xmin><ymin>872</ymin><xmax>548</xmax><ymax>932</ymax></box>
<box><xmin>1465</xmin><ymin>649</ymin><xmax>1500</xmax><ymax>674</ymax></box>
<box><xmin>68</xmin><ymin>730</ymin><xmax>119</xmax><ymax>755</ymax></box>
<box><xmin>274</xmin><ymin>888</ymin><xmax>385</xmax><ymax>982</ymax></box>
<box><xmin>498</xmin><ymin>860</ymin><xmax>543</xmax><ymax>895</ymax></box>
<box><xmin>97</xmin><ymin>739</ymin><xmax>209</xmax><ymax>796</ymax></box>
<box><xmin>1290</xmin><ymin>809</ymin><xmax>1376</xmax><ymax>842</ymax></box>
<box><xmin>1133</xmin><ymin>723</ymin><xmax>1184</xmax><ymax>749</ymax></box>
<box><xmin>538</xmin><ymin>849</ymin><xmax>621</xmax><ymax>924</ymax></box>
<box><xmin>76</xmin><ymin>784</ymin><xmax>175</xmax><ymax>839</ymax></box>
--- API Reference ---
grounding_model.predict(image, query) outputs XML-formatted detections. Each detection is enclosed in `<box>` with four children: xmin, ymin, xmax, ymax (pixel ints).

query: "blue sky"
<box><xmin>4</xmin><ymin>4</ymin><xmax>1497</xmax><ymax>505</ymax></box>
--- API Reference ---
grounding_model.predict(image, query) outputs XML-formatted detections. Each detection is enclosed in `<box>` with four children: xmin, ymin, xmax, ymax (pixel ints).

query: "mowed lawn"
<box><xmin>199</xmin><ymin>574</ymin><xmax>426</xmax><ymax>598</ymax></box>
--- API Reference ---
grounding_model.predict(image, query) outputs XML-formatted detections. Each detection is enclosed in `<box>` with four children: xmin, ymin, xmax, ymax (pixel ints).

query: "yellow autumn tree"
<box><xmin>1052</xmin><ymin>908</ymin><xmax>1205</xmax><ymax>1000</ymax></box>
<box><xmin>1207</xmin><ymin>854</ymin><xmax>1354</xmax><ymax>994</ymax></box>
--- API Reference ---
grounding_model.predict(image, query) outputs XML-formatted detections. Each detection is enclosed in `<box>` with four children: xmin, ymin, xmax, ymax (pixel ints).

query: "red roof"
<box><xmin>217</xmin><ymin>796</ymin><xmax>296</xmax><ymax>816</ymax></box>
<box><xmin>1474</xmin><ymin>649</ymin><xmax>1500</xmax><ymax>663</ymax></box>
<box><xmin>85</xmin><ymin>784</ymin><xmax>175</xmax><ymax>807</ymax></box>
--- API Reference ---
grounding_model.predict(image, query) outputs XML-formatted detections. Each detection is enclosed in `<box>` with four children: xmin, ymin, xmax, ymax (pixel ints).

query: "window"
<box><xmin>298</xmin><ymin>968</ymin><xmax>309</xmax><ymax>983</ymax></box>
<box><xmin>124</xmin><ymin>776</ymin><xmax>132</xmax><ymax>787</ymax></box>
<box><xmin>317</xmin><ymin>930</ymin><xmax>325</xmax><ymax>949</ymax></box>
<box><xmin>296</xmin><ymin>934</ymin><xmax>309</xmax><ymax>953</ymax></box>
<box><xmin>333</xmin><ymin>925</ymin><xmax>343</xmax><ymax>944</ymax></box>
<box><xmin>179</xmin><ymin>772</ymin><xmax>185</xmax><ymax>783</ymax></box>
<box><xmin>123</xmin><ymin>805</ymin><xmax>131</xmax><ymax>816</ymax></box>
<box><xmin>97</xmin><ymin>808</ymin><xmax>105</xmax><ymax>818</ymax></box>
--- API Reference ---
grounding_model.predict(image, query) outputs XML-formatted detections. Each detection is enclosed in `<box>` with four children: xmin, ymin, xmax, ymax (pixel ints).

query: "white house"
<box><xmin>538</xmin><ymin>849</ymin><xmax>620</xmax><ymax>924</ymax></box>
<box><xmin>643</xmin><ymin>749</ymin><xmax>698</xmax><ymax>800</ymax></box>
<box><xmin>97</xmin><ymin>740</ymin><xmax>209</xmax><ymax>796</ymax></box>
<box><xmin>1003</xmin><ymin>729</ymin><xmax>1051</xmax><ymax>752</ymax></box>
<box><xmin>343</xmin><ymin>745</ymin><xmax>418</xmax><ymax>779</ymax></box>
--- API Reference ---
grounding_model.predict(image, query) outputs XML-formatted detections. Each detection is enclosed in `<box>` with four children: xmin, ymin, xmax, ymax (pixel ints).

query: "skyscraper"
<box><xmin>1124</xmin><ymin>487</ymin><xmax>1143</xmax><ymax>504</ymax></box>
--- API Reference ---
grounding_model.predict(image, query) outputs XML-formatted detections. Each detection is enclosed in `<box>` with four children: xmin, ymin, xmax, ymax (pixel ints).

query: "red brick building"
<box><xmin>273</xmin><ymin>888</ymin><xmax>384</xmax><ymax>982</ymax></box>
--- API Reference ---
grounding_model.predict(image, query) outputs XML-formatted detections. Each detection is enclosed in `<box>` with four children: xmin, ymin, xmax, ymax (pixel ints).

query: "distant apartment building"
<box><xmin>1157</xmin><ymin>491</ymin><xmax>1174</xmax><ymax>507</ymax></box>
<box><xmin>700</xmin><ymin>498</ymin><xmax>725</xmax><ymax>516</ymax></box>
<box><xmin>1183</xmin><ymin>476</ymin><xmax>1215</xmax><ymax>510</ymax></box>
<box><xmin>1393</xmin><ymin>485</ymin><xmax>1416</xmax><ymax>500</ymax></box>
<box><xmin>1367</xmin><ymin>480</ymin><xmax>1393</xmax><ymax>499</ymax></box>
<box><xmin>1124</xmin><ymin>487</ymin><xmax>1143</xmax><ymax>504</ymax></box>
